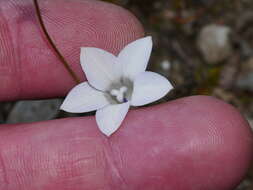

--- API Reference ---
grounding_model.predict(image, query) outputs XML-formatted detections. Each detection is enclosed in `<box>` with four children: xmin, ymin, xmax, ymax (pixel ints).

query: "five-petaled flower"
<box><xmin>61</xmin><ymin>36</ymin><xmax>173</xmax><ymax>136</ymax></box>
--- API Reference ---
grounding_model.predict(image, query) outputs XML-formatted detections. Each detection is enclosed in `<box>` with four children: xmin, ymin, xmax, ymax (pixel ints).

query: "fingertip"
<box><xmin>0</xmin><ymin>0</ymin><xmax>144</xmax><ymax>101</ymax></box>
<box><xmin>0</xmin><ymin>96</ymin><xmax>252</xmax><ymax>189</ymax></box>
<box><xmin>182</xmin><ymin>96</ymin><xmax>253</xmax><ymax>188</ymax></box>
<box><xmin>110</xmin><ymin>95</ymin><xmax>253</xmax><ymax>189</ymax></box>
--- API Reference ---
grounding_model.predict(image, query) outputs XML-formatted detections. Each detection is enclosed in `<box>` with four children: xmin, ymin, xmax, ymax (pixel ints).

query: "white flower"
<box><xmin>60</xmin><ymin>36</ymin><xmax>173</xmax><ymax>136</ymax></box>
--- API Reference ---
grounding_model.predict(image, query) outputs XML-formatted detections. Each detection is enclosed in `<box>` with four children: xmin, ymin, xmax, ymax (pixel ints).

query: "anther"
<box><xmin>110</xmin><ymin>86</ymin><xmax>128</xmax><ymax>103</ymax></box>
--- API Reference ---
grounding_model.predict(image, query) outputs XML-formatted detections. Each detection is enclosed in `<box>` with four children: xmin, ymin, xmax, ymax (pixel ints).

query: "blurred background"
<box><xmin>0</xmin><ymin>0</ymin><xmax>252</xmax><ymax>189</ymax></box>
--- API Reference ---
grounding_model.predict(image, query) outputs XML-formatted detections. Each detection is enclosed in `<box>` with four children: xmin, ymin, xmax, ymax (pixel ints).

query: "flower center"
<box><xmin>110</xmin><ymin>86</ymin><xmax>128</xmax><ymax>103</ymax></box>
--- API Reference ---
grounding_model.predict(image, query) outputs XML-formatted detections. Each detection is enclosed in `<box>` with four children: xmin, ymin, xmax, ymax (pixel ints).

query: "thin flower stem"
<box><xmin>33</xmin><ymin>0</ymin><xmax>80</xmax><ymax>84</ymax></box>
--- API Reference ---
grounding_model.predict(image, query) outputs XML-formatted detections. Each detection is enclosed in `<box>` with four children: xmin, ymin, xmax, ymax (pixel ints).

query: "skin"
<box><xmin>0</xmin><ymin>0</ymin><xmax>252</xmax><ymax>189</ymax></box>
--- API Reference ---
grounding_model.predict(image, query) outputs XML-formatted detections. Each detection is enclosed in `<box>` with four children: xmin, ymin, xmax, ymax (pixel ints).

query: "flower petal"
<box><xmin>60</xmin><ymin>82</ymin><xmax>110</xmax><ymax>113</ymax></box>
<box><xmin>95</xmin><ymin>102</ymin><xmax>130</xmax><ymax>136</ymax></box>
<box><xmin>118</xmin><ymin>36</ymin><xmax>152</xmax><ymax>81</ymax></box>
<box><xmin>80</xmin><ymin>48</ymin><xmax>121</xmax><ymax>91</ymax></box>
<box><xmin>131</xmin><ymin>71</ymin><xmax>173</xmax><ymax>106</ymax></box>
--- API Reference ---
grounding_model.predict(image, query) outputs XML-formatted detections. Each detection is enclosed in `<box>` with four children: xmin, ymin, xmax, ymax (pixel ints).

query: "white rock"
<box><xmin>7</xmin><ymin>99</ymin><xmax>62</xmax><ymax>123</ymax></box>
<box><xmin>161</xmin><ymin>60</ymin><xmax>171</xmax><ymax>70</ymax></box>
<box><xmin>197</xmin><ymin>24</ymin><xmax>232</xmax><ymax>64</ymax></box>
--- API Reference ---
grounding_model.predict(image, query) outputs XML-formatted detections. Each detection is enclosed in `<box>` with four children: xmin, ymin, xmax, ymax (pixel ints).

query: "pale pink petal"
<box><xmin>61</xmin><ymin>82</ymin><xmax>109</xmax><ymax>113</ymax></box>
<box><xmin>131</xmin><ymin>72</ymin><xmax>173</xmax><ymax>106</ymax></box>
<box><xmin>80</xmin><ymin>48</ymin><xmax>121</xmax><ymax>91</ymax></box>
<box><xmin>118</xmin><ymin>36</ymin><xmax>152</xmax><ymax>81</ymax></box>
<box><xmin>95</xmin><ymin>102</ymin><xmax>130</xmax><ymax>136</ymax></box>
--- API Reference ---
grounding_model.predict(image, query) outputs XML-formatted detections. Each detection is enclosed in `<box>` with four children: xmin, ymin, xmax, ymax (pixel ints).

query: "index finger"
<box><xmin>0</xmin><ymin>0</ymin><xmax>144</xmax><ymax>101</ymax></box>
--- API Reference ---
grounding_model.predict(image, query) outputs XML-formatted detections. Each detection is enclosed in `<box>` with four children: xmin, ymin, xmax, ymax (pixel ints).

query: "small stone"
<box><xmin>197</xmin><ymin>24</ymin><xmax>232</xmax><ymax>64</ymax></box>
<box><xmin>236</xmin><ymin>73</ymin><xmax>253</xmax><ymax>91</ymax></box>
<box><xmin>219</xmin><ymin>53</ymin><xmax>240</xmax><ymax>89</ymax></box>
<box><xmin>236</xmin><ymin>57</ymin><xmax>253</xmax><ymax>92</ymax></box>
<box><xmin>160</xmin><ymin>60</ymin><xmax>171</xmax><ymax>71</ymax></box>
<box><xmin>7</xmin><ymin>99</ymin><xmax>62</xmax><ymax>123</ymax></box>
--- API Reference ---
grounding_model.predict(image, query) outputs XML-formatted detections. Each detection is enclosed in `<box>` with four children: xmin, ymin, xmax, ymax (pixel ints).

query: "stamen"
<box><xmin>110</xmin><ymin>86</ymin><xmax>128</xmax><ymax>103</ymax></box>
<box><xmin>110</xmin><ymin>89</ymin><xmax>119</xmax><ymax>96</ymax></box>
<box><xmin>116</xmin><ymin>94</ymin><xmax>124</xmax><ymax>102</ymax></box>
<box><xmin>120</xmin><ymin>86</ymin><xmax>127</xmax><ymax>93</ymax></box>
